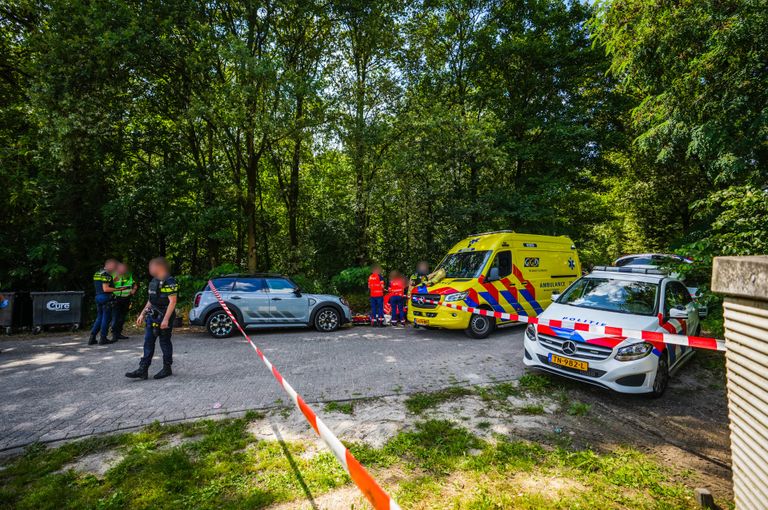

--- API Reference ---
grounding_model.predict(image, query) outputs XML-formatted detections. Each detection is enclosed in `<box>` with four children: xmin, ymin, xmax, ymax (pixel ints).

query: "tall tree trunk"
<box><xmin>287</xmin><ymin>94</ymin><xmax>303</xmax><ymax>271</ymax></box>
<box><xmin>245</xmin><ymin>131</ymin><xmax>259</xmax><ymax>272</ymax></box>
<box><xmin>353</xmin><ymin>60</ymin><xmax>368</xmax><ymax>264</ymax></box>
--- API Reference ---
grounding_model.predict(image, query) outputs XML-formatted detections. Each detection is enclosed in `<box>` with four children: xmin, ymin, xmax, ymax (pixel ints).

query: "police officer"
<box><xmin>111</xmin><ymin>262</ymin><xmax>137</xmax><ymax>340</ymax></box>
<box><xmin>125</xmin><ymin>257</ymin><xmax>177</xmax><ymax>380</ymax></box>
<box><xmin>89</xmin><ymin>259</ymin><xmax>118</xmax><ymax>345</ymax></box>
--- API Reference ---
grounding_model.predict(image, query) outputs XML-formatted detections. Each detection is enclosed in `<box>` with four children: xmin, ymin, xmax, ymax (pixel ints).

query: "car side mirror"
<box><xmin>293</xmin><ymin>287</ymin><xmax>302</xmax><ymax>296</ymax></box>
<box><xmin>669</xmin><ymin>306</ymin><xmax>687</xmax><ymax>319</ymax></box>
<box><xmin>487</xmin><ymin>267</ymin><xmax>500</xmax><ymax>282</ymax></box>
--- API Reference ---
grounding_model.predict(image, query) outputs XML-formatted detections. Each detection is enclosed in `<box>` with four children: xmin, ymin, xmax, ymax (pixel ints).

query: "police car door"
<box><xmin>661</xmin><ymin>280</ymin><xmax>699</xmax><ymax>368</ymax></box>
<box><xmin>266</xmin><ymin>278</ymin><xmax>308</xmax><ymax>323</ymax></box>
<box><xmin>232</xmin><ymin>278</ymin><xmax>270</xmax><ymax>324</ymax></box>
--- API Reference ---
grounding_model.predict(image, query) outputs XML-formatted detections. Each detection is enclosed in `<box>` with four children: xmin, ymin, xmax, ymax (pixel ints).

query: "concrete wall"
<box><xmin>712</xmin><ymin>256</ymin><xmax>768</xmax><ymax>510</ymax></box>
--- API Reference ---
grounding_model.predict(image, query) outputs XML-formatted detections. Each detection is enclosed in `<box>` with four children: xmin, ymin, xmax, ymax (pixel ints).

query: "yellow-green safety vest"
<box><xmin>113</xmin><ymin>273</ymin><xmax>135</xmax><ymax>298</ymax></box>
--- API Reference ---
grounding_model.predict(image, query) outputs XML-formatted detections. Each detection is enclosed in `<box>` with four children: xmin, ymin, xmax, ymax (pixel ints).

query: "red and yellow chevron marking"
<box><xmin>208</xmin><ymin>280</ymin><xmax>400</xmax><ymax>510</ymax></box>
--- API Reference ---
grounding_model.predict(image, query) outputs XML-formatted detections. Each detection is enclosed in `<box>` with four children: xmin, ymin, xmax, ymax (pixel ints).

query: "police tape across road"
<box><xmin>415</xmin><ymin>297</ymin><xmax>727</xmax><ymax>352</ymax></box>
<box><xmin>207</xmin><ymin>280</ymin><xmax>400</xmax><ymax>510</ymax></box>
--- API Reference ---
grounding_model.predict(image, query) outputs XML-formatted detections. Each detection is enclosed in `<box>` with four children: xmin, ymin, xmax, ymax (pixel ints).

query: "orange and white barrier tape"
<box><xmin>417</xmin><ymin>297</ymin><xmax>725</xmax><ymax>352</ymax></box>
<box><xmin>208</xmin><ymin>280</ymin><xmax>400</xmax><ymax>510</ymax></box>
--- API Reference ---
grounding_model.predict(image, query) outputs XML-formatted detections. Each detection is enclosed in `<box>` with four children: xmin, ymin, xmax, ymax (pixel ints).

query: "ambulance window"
<box><xmin>489</xmin><ymin>251</ymin><xmax>512</xmax><ymax>279</ymax></box>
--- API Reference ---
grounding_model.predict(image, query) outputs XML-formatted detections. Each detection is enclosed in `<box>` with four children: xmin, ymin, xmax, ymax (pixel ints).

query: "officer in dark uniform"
<box><xmin>125</xmin><ymin>257</ymin><xmax>178</xmax><ymax>380</ymax></box>
<box><xmin>89</xmin><ymin>259</ymin><xmax>119</xmax><ymax>345</ymax></box>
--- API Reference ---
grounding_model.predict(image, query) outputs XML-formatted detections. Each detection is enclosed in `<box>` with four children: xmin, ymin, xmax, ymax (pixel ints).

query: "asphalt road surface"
<box><xmin>0</xmin><ymin>324</ymin><xmax>525</xmax><ymax>452</ymax></box>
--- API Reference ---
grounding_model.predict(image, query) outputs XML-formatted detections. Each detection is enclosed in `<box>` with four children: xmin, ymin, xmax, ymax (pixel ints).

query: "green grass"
<box><xmin>518</xmin><ymin>373</ymin><xmax>553</xmax><ymax>392</ymax></box>
<box><xmin>567</xmin><ymin>401</ymin><xmax>592</xmax><ymax>416</ymax></box>
<box><xmin>323</xmin><ymin>401</ymin><xmax>354</xmax><ymax>415</ymax></box>
<box><xmin>404</xmin><ymin>386</ymin><xmax>473</xmax><ymax>414</ymax></box>
<box><xmin>0</xmin><ymin>400</ymin><xmax>713</xmax><ymax>510</ymax></box>
<box><xmin>518</xmin><ymin>404</ymin><xmax>546</xmax><ymax>415</ymax></box>
<box><xmin>0</xmin><ymin>417</ymin><xmax>348</xmax><ymax>510</ymax></box>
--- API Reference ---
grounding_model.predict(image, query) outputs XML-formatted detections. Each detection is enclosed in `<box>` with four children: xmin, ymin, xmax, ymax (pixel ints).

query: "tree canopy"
<box><xmin>0</xmin><ymin>0</ymin><xmax>765</xmax><ymax>295</ymax></box>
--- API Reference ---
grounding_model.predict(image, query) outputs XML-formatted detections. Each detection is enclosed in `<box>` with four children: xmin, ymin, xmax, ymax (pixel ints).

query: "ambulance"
<box><xmin>408</xmin><ymin>231</ymin><xmax>581</xmax><ymax>338</ymax></box>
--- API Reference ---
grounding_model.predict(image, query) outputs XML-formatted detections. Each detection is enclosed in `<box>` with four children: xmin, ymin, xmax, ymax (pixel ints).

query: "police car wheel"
<box><xmin>465</xmin><ymin>313</ymin><xmax>495</xmax><ymax>339</ymax></box>
<box><xmin>314</xmin><ymin>307</ymin><xmax>340</xmax><ymax>332</ymax></box>
<box><xmin>207</xmin><ymin>311</ymin><xmax>234</xmax><ymax>338</ymax></box>
<box><xmin>650</xmin><ymin>353</ymin><xmax>670</xmax><ymax>398</ymax></box>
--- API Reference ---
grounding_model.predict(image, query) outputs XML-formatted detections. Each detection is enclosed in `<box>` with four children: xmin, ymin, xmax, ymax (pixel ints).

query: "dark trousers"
<box><xmin>90</xmin><ymin>294</ymin><xmax>113</xmax><ymax>337</ymax></box>
<box><xmin>370</xmin><ymin>296</ymin><xmax>384</xmax><ymax>322</ymax></box>
<box><xmin>111</xmin><ymin>296</ymin><xmax>131</xmax><ymax>337</ymax></box>
<box><xmin>390</xmin><ymin>296</ymin><xmax>405</xmax><ymax>322</ymax></box>
<box><xmin>140</xmin><ymin>315</ymin><xmax>173</xmax><ymax>367</ymax></box>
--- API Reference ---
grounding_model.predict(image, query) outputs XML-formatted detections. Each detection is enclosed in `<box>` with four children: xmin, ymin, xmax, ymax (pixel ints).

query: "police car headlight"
<box><xmin>444</xmin><ymin>291</ymin><xmax>468</xmax><ymax>302</ymax></box>
<box><xmin>615</xmin><ymin>342</ymin><xmax>653</xmax><ymax>361</ymax></box>
<box><xmin>525</xmin><ymin>324</ymin><xmax>537</xmax><ymax>341</ymax></box>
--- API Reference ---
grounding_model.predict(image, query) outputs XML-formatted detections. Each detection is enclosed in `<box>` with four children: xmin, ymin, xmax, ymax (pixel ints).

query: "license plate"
<box><xmin>415</xmin><ymin>318</ymin><xmax>429</xmax><ymax>326</ymax></box>
<box><xmin>549</xmin><ymin>354</ymin><xmax>588</xmax><ymax>372</ymax></box>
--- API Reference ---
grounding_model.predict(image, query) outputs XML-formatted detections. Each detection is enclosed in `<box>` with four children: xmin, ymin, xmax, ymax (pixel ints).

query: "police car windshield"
<box><xmin>558</xmin><ymin>277</ymin><xmax>659</xmax><ymax>316</ymax></box>
<box><xmin>438</xmin><ymin>251</ymin><xmax>492</xmax><ymax>279</ymax></box>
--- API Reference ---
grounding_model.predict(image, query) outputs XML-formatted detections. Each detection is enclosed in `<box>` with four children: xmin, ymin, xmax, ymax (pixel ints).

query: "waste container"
<box><xmin>0</xmin><ymin>292</ymin><xmax>31</xmax><ymax>335</ymax></box>
<box><xmin>30</xmin><ymin>291</ymin><xmax>84</xmax><ymax>334</ymax></box>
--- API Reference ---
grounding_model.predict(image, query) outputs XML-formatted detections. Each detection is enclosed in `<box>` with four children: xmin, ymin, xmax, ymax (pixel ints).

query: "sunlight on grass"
<box><xmin>0</xmin><ymin>414</ymin><xmax>702</xmax><ymax>510</ymax></box>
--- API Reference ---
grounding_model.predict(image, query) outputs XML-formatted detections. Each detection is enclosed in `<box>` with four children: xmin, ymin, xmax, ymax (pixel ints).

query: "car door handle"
<box><xmin>271</xmin><ymin>297</ymin><xmax>282</xmax><ymax>301</ymax></box>
<box><xmin>230</xmin><ymin>295</ymin><xmax>242</xmax><ymax>300</ymax></box>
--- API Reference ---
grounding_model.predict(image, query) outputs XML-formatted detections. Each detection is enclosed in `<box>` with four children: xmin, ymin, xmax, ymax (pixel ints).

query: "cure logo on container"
<box><xmin>46</xmin><ymin>300</ymin><xmax>71</xmax><ymax>312</ymax></box>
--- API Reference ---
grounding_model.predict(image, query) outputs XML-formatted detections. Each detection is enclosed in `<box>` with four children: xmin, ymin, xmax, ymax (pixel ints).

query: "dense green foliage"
<box><xmin>1</xmin><ymin>0</ymin><xmax>765</xmax><ymax>292</ymax></box>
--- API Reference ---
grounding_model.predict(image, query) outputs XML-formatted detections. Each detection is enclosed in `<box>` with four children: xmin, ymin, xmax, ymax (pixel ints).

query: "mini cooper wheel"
<box><xmin>314</xmin><ymin>307</ymin><xmax>340</xmax><ymax>332</ymax></box>
<box><xmin>650</xmin><ymin>352</ymin><xmax>670</xmax><ymax>398</ymax></box>
<box><xmin>465</xmin><ymin>313</ymin><xmax>495</xmax><ymax>339</ymax></box>
<box><xmin>206</xmin><ymin>310</ymin><xmax>234</xmax><ymax>338</ymax></box>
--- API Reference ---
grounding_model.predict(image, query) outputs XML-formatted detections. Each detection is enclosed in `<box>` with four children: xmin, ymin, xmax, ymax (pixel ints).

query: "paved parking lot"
<box><xmin>0</xmin><ymin>325</ymin><xmax>525</xmax><ymax>451</ymax></box>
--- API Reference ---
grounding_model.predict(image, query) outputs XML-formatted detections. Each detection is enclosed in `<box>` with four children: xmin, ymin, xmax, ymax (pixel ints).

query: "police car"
<box><xmin>523</xmin><ymin>266</ymin><xmax>702</xmax><ymax>397</ymax></box>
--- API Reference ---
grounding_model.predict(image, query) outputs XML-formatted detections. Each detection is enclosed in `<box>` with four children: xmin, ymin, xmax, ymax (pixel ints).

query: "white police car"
<box><xmin>523</xmin><ymin>266</ymin><xmax>702</xmax><ymax>397</ymax></box>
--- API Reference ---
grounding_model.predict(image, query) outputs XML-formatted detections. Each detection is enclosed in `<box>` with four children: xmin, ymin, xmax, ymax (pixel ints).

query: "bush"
<box><xmin>331</xmin><ymin>266</ymin><xmax>371</xmax><ymax>294</ymax></box>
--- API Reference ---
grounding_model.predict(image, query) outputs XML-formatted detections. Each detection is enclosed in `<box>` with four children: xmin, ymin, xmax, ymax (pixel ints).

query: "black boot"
<box><xmin>98</xmin><ymin>335</ymin><xmax>116</xmax><ymax>345</ymax></box>
<box><xmin>153</xmin><ymin>364</ymin><xmax>172</xmax><ymax>379</ymax></box>
<box><xmin>88</xmin><ymin>334</ymin><xmax>98</xmax><ymax>345</ymax></box>
<box><xmin>117</xmin><ymin>334</ymin><xmax>129</xmax><ymax>340</ymax></box>
<box><xmin>125</xmin><ymin>364</ymin><xmax>148</xmax><ymax>380</ymax></box>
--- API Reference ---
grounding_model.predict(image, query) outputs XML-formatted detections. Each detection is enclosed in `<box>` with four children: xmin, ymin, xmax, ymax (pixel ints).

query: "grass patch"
<box><xmin>0</xmin><ymin>416</ymin><xmax>350</xmax><ymax>510</ymax></box>
<box><xmin>477</xmin><ymin>382</ymin><xmax>519</xmax><ymax>402</ymax></box>
<box><xmin>518</xmin><ymin>373</ymin><xmax>553</xmax><ymax>392</ymax></box>
<box><xmin>323</xmin><ymin>401</ymin><xmax>354</xmax><ymax>415</ymax></box>
<box><xmin>404</xmin><ymin>386</ymin><xmax>473</xmax><ymax>414</ymax></box>
<box><xmin>567</xmin><ymin>401</ymin><xmax>591</xmax><ymax>416</ymax></box>
<box><xmin>518</xmin><ymin>404</ymin><xmax>546</xmax><ymax>415</ymax></box>
<box><xmin>0</xmin><ymin>405</ymin><xmax>719</xmax><ymax>510</ymax></box>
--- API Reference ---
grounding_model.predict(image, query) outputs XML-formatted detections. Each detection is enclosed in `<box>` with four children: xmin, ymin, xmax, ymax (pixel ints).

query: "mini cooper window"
<box><xmin>559</xmin><ymin>278</ymin><xmax>659</xmax><ymax>316</ymax></box>
<box><xmin>234</xmin><ymin>278</ymin><xmax>267</xmax><ymax>292</ymax></box>
<box><xmin>266</xmin><ymin>278</ymin><xmax>296</xmax><ymax>293</ymax></box>
<box><xmin>437</xmin><ymin>250</ymin><xmax>492</xmax><ymax>279</ymax></box>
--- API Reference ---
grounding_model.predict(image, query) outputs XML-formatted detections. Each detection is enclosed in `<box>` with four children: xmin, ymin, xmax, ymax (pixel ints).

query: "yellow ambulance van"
<box><xmin>408</xmin><ymin>231</ymin><xmax>581</xmax><ymax>338</ymax></box>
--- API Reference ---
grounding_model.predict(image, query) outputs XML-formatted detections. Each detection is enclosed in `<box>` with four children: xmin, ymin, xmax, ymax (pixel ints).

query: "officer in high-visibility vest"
<box><xmin>89</xmin><ymin>259</ymin><xmax>118</xmax><ymax>345</ymax></box>
<box><xmin>111</xmin><ymin>262</ymin><xmax>137</xmax><ymax>340</ymax></box>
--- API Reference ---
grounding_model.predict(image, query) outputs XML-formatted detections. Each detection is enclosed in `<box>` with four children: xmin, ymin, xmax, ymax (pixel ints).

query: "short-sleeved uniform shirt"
<box><xmin>368</xmin><ymin>273</ymin><xmax>384</xmax><ymax>297</ymax></box>
<box><xmin>93</xmin><ymin>268</ymin><xmax>114</xmax><ymax>296</ymax></box>
<box><xmin>148</xmin><ymin>276</ymin><xmax>178</xmax><ymax>312</ymax></box>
